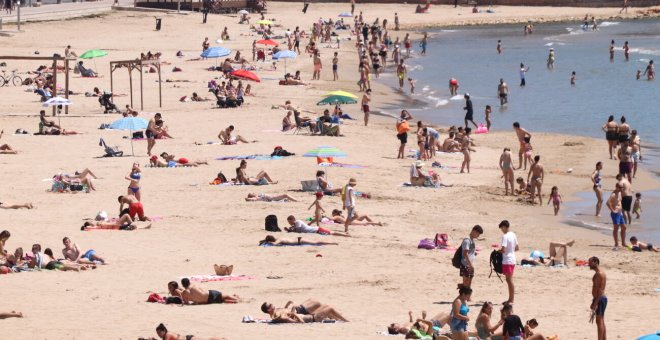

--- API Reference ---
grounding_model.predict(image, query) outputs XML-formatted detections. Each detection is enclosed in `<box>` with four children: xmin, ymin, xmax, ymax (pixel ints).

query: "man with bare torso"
<box><xmin>617</xmin><ymin>140</ymin><xmax>633</xmax><ymax>184</ymax></box>
<box><xmin>62</xmin><ymin>237</ymin><xmax>105</xmax><ymax>264</ymax></box>
<box><xmin>146</xmin><ymin>113</ymin><xmax>162</xmax><ymax>156</ymax></box>
<box><xmin>589</xmin><ymin>257</ymin><xmax>607</xmax><ymax>340</ymax></box>
<box><xmin>616</xmin><ymin>174</ymin><xmax>633</xmax><ymax>225</ymax></box>
<box><xmin>607</xmin><ymin>182</ymin><xmax>627</xmax><ymax>248</ymax></box>
<box><xmin>499</xmin><ymin>148</ymin><xmax>515</xmax><ymax>196</ymax></box>
<box><xmin>180</xmin><ymin>278</ymin><xmax>239</xmax><ymax>305</ymax></box>
<box><xmin>513</xmin><ymin>122</ymin><xmax>531</xmax><ymax>169</ymax></box>
<box><xmin>118</xmin><ymin>194</ymin><xmax>150</xmax><ymax>221</ymax></box>
<box><xmin>527</xmin><ymin>155</ymin><xmax>544</xmax><ymax>205</ymax></box>
<box><xmin>630</xmin><ymin>130</ymin><xmax>642</xmax><ymax>178</ymax></box>
<box><xmin>442</xmin><ymin>132</ymin><xmax>461</xmax><ymax>152</ymax></box>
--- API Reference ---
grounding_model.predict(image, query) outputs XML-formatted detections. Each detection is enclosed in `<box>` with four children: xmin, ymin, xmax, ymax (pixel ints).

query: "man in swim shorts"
<box><xmin>606</xmin><ymin>183</ymin><xmax>626</xmax><ymax>249</ymax></box>
<box><xmin>361</xmin><ymin>89</ymin><xmax>371</xmax><ymax>127</ymax></box>
<box><xmin>463</xmin><ymin>94</ymin><xmax>477</xmax><ymax>129</ymax></box>
<box><xmin>146</xmin><ymin>113</ymin><xmax>162</xmax><ymax>156</ymax></box>
<box><xmin>180</xmin><ymin>278</ymin><xmax>239</xmax><ymax>304</ymax></box>
<box><xmin>616</xmin><ymin>174</ymin><xmax>633</xmax><ymax>225</ymax></box>
<box><xmin>589</xmin><ymin>256</ymin><xmax>607</xmax><ymax>340</ymax></box>
<box><xmin>498</xmin><ymin>78</ymin><xmax>509</xmax><ymax>105</ymax></box>
<box><xmin>62</xmin><ymin>237</ymin><xmax>105</xmax><ymax>264</ymax></box>
<box><xmin>118</xmin><ymin>195</ymin><xmax>150</xmax><ymax>221</ymax></box>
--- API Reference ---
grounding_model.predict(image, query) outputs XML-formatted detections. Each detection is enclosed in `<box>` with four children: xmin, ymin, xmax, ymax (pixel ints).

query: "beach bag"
<box><xmin>417</xmin><ymin>238</ymin><xmax>436</xmax><ymax>250</ymax></box>
<box><xmin>435</xmin><ymin>233</ymin><xmax>449</xmax><ymax>247</ymax></box>
<box><xmin>147</xmin><ymin>293</ymin><xmax>165</xmax><ymax>303</ymax></box>
<box><xmin>265</xmin><ymin>215</ymin><xmax>281</xmax><ymax>232</ymax></box>
<box><xmin>489</xmin><ymin>250</ymin><xmax>504</xmax><ymax>282</ymax></box>
<box><xmin>132</xmin><ymin>131</ymin><xmax>144</xmax><ymax>139</ymax></box>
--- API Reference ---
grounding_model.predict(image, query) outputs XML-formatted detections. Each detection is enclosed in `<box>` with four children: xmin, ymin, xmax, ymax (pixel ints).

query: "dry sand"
<box><xmin>1</xmin><ymin>2</ymin><xmax>659</xmax><ymax>339</ymax></box>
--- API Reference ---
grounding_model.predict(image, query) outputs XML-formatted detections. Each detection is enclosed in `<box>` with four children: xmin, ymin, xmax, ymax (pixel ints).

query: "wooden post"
<box><xmin>139</xmin><ymin>62</ymin><xmax>144</xmax><ymax>110</ymax></box>
<box><xmin>110</xmin><ymin>63</ymin><xmax>114</xmax><ymax>105</ymax></box>
<box><xmin>157</xmin><ymin>62</ymin><xmax>162</xmax><ymax>108</ymax></box>
<box><xmin>51</xmin><ymin>58</ymin><xmax>57</xmax><ymax>116</ymax></box>
<box><xmin>128</xmin><ymin>66</ymin><xmax>134</xmax><ymax>108</ymax></box>
<box><xmin>64</xmin><ymin>58</ymin><xmax>70</xmax><ymax>115</ymax></box>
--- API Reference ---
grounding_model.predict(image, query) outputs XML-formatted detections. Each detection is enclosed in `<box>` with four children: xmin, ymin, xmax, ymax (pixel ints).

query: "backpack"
<box><xmin>452</xmin><ymin>238</ymin><xmax>470</xmax><ymax>269</ymax></box>
<box><xmin>489</xmin><ymin>250</ymin><xmax>504</xmax><ymax>282</ymax></box>
<box><xmin>265</xmin><ymin>215</ymin><xmax>281</xmax><ymax>232</ymax></box>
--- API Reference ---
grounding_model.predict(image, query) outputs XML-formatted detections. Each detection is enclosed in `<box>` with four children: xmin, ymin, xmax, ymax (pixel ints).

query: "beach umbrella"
<box><xmin>256</xmin><ymin>19</ymin><xmax>273</xmax><ymax>25</ymax></box>
<box><xmin>79</xmin><ymin>49</ymin><xmax>108</xmax><ymax>72</ymax></box>
<box><xmin>200</xmin><ymin>46</ymin><xmax>232</xmax><ymax>67</ymax></box>
<box><xmin>637</xmin><ymin>333</ymin><xmax>660</xmax><ymax>340</ymax></box>
<box><xmin>238</xmin><ymin>9</ymin><xmax>249</xmax><ymax>15</ymax></box>
<box><xmin>256</xmin><ymin>39</ymin><xmax>279</xmax><ymax>46</ymax></box>
<box><xmin>272</xmin><ymin>50</ymin><xmax>297</xmax><ymax>74</ymax></box>
<box><xmin>338</xmin><ymin>12</ymin><xmax>353</xmax><ymax>17</ymax></box>
<box><xmin>303</xmin><ymin>146</ymin><xmax>348</xmax><ymax>158</ymax></box>
<box><xmin>108</xmin><ymin>117</ymin><xmax>148</xmax><ymax>156</ymax></box>
<box><xmin>42</xmin><ymin>96</ymin><xmax>72</xmax><ymax>108</ymax></box>
<box><xmin>317</xmin><ymin>95</ymin><xmax>357</xmax><ymax>106</ymax></box>
<box><xmin>229</xmin><ymin>69</ymin><xmax>260</xmax><ymax>82</ymax></box>
<box><xmin>323</xmin><ymin>90</ymin><xmax>358</xmax><ymax>99</ymax></box>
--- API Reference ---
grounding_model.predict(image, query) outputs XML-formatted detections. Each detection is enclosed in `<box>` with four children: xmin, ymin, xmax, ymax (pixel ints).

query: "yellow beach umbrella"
<box><xmin>257</xmin><ymin>20</ymin><xmax>273</xmax><ymax>25</ymax></box>
<box><xmin>323</xmin><ymin>90</ymin><xmax>358</xmax><ymax>99</ymax></box>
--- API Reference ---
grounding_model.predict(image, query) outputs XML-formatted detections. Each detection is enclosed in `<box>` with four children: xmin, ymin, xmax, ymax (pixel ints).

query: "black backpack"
<box><xmin>265</xmin><ymin>215</ymin><xmax>281</xmax><ymax>232</ymax></box>
<box><xmin>451</xmin><ymin>238</ymin><xmax>469</xmax><ymax>269</ymax></box>
<box><xmin>489</xmin><ymin>250</ymin><xmax>504</xmax><ymax>282</ymax></box>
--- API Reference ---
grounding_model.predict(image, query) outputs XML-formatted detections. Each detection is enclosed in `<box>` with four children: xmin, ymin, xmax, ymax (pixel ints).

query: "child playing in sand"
<box><xmin>633</xmin><ymin>192</ymin><xmax>642</xmax><ymax>219</ymax></box>
<box><xmin>308</xmin><ymin>192</ymin><xmax>326</xmax><ymax>226</ymax></box>
<box><xmin>408</xmin><ymin>77</ymin><xmax>415</xmax><ymax>94</ymax></box>
<box><xmin>547</xmin><ymin>186</ymin><xmax>562</xmax><ymax>216</ymax></box>
<box><xmin>515</xmin><ymin>177</ymin><xmax>531</xmax><ymax>195</ymax></box>
<box><xmin>630</xmin><ymin>236</ymin><xmax>658</xmax><ymax>252</ymax></box>
<box><xmin>522</xmin><ymin>137</ymin><xmax>534</xmax><ymax>170</ymax></box>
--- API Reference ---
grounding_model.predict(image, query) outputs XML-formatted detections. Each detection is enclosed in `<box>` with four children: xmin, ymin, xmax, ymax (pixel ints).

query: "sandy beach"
<box><xmin>1</xmin><ymin>2</ymin><xmax>659</xmax><ymax>339</ymax></box>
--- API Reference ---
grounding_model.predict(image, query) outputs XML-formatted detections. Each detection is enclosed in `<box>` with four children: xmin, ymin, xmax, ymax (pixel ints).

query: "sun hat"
<box><xmin>415</xmin><ymin>160</ymin><xmax>425</xmax><ymax>167</ymax></box>
<box><xmin>348</xmin><ymin>178</ymin><xmax>357</xmax><ymax>185</ymax></box>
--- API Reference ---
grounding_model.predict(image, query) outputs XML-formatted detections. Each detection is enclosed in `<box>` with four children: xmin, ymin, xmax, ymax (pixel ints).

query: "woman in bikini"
<box><xmin>591</xmin><ymin>162</ymin><xmax>604</xmax><ymax>216</ymax></box>
<box><xmin>460</xmin><ymin>128</ymin><xmax>476</xmax><ymax>174</ymax></box>
<box><xmin>388</xmin><ymin>310</ymin><xmax>450</xmax><ymax>337</ymax></box>
<box><xmin>329</xmin><ymin>209</ymin><xmax>383</xmax><ymax>226</ymax></box>
<box><xmin>258</xmin><ymin>235</ymin><xmax>338</xmax><ymax>246</ymax></box>
<box><xmin>475</xmin><ymin>302</ymin><xmax>504</xmax><ymax>340</ymax></box>
<box><xmin>125</xmin><ymin>163</ymin><xmax>141</xmax><ymax>201</ymax></box>
<box><xmin>602</xmin><ymin>115</ymin><xmax>618</xmax><ymax>160</ymax></box>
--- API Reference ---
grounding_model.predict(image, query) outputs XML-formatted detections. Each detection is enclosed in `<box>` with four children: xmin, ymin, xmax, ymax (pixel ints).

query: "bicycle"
<box><xmin>0</xmin><ymin>69</ymin><xmax>23</xmax><ymax>87</ymax></box>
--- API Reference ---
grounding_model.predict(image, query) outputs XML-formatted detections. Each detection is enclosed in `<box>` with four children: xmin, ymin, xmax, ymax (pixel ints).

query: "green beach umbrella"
<box><xmin>323</xmin><ymin>90</ymin><xmax>358</xmax><ymax>99</ymax></box>
<box><xmin>317</xmin><ymin>95</ymin><xmax>357</xmax><ymax>106</ymax></box>
<box><xmin>79</xmin><ymin>49</ymin><xmax>108</xmax><ymax>73</ymax></box>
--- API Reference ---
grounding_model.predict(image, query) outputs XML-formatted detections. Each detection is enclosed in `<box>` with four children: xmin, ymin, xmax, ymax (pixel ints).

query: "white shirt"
<box><xmin>344</xmin><ymin>185</ymin><xmax>355</xmax><ymax>208</ymax></box>
<box><xmin>293</xmin><ymin>220</ymin><xmax>318</xmax><ymax>233</ymax></box>
<box><xmin>519</xmin><ymin>68</ymin><xmax>526</xmax><ymax>79</ymax></box>
<box><xmin>501</xmin><ymin>231</ymin><xmax>518</xmax><ymax>265</ymax></box>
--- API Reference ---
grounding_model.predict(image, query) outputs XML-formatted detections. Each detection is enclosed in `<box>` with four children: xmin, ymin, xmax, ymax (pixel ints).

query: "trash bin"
<box><xmin>155</xmin><ymin>17</ymin><xmax>162</xmax><ymax>31</ymax></box>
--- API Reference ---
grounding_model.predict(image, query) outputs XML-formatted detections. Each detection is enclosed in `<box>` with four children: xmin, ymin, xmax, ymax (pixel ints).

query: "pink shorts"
<box><xmin>502</xmin><ymin>264</ymin><xmax>515</xmax><ymax>276</ymax></box>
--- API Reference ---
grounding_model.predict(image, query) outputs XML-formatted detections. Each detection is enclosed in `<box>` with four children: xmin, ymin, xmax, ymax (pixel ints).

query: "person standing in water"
<box><xmin>519</xmin><ymin>63</ymin><xmax>529</xmax><ymax>87</ymax></box>
<box><xmin>484</xmin><ymin>105</ymin><xmax>492</xmax><ymax>131</ymax></box>
<box><xmin>570</xmin><ymin>71</ymin><xmax>577</xmax><ymax>86</ymax></box>
<box><xmin>623</xmin><ymin>41</ymin><xmax>630</xmax><ymax>61</ymax></box>
<box><xmin>643</xmin><ymin>60</ymin><xmax>655</xmax><ymax>80</ymax></box>
<box><xmin>449</xmin><ymin>77</ymin><xmax>459</xmax><ymax>96</ymax></box>
<box><xmin>547</xmin><ymin>48</ymin><xmax>555</xmax><ymax>69</ymax></box>
<box><xmin>497</xmin><ymin>40</ymin><xmax>503</xmax><ymax>54</ymax></box>
<box><xmin>420</xmin><ymin>32</ymin><xmax>428</xmax><ymax>56</ymax></box>
<box><xmin>609</xmin><ymin>40</ymin><xmax>615</xmax><ymax>61</ymax></box>
<box><xmin>498</xmin><ymin>78</ymin><xmax>509</xmax><ymax>105</ymax></box>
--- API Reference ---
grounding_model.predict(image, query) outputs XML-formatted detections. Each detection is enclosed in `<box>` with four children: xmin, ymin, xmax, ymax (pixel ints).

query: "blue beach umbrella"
<box><xmin>201</xmin><ymin>46</ymin><xmax>232</xmax><ymax>67</ymax></box>
<box><xmin>273</xmin><ymin>50</ymin><xmax>297</xmax><ymax>75</ymax></box>
<box><xmin>108</xmin><ymin>117</ymin><xmax>149</xmax><ymax>156</ymax></box>
<box><xmin>637</xmin><ymin>332</ymin><xmax>660</xmax><ymax>340</ymax></box>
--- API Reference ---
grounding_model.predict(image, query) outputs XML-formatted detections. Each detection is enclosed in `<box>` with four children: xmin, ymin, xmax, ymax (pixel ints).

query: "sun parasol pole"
<box><xmin>130</xmin><ymin>129</ymin><xmax>135</xmax><ymax>156</ymax></box>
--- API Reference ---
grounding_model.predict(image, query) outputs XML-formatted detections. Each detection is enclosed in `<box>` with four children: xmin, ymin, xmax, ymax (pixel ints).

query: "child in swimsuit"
<box><xmin>523</xmin><ymin>137</ymin><xmax>534</xmax><ymax>170</ymax></box>
<box><xmin>632</xmin><ymin>192</ymin><xmax>642</xmax><ymax>219</ymax></box>
<box><xmin>547</xmin><ymin>186</ymin><xmax>562</xmax><ymax>216</ymax></box>
<box><xmin>307</xmin><ymin>192</ymin><xmax>326</xmax><ymax>226</ymax></box>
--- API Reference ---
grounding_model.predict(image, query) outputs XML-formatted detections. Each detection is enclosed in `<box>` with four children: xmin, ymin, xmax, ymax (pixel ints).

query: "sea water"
<box><xmin>381</xmin><ymin>19</ymin><xmax>660</xmax><ymax>243</ymax></box>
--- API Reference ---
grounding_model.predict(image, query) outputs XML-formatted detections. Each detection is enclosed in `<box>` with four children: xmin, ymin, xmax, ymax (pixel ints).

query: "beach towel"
<box><xmin>181</xmin><ymin>274</ymin><xmax>255</xmax><ymax>283</ymax></box>
<box><xmin>260</xmin><ymin>243</ymin><xmax>319</xmax><ymax>247</ymax></box>
<box><xmin>215</xmin><ymin>155</ymin><xmax>283</xmax><ymax>161</ymax></box>
<box><xmin>318</xmin><ymin>162</ymin><xmax>366</xmax><ymax>169</ymax></box>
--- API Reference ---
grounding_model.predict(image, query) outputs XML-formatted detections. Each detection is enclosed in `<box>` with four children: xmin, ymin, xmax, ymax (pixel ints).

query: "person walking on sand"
<box><xmin>312</xmin><ymin>52</ymin><xmax>322</xmax><ymax>80</ymax></box>
<box><xmin>396</xmin><ymin>110</ymin><xmax>413</xmax><ymax>159</ymax></box>
<box><xmin>361</xmin><ymin>89</ymin><xmax>371</xmax><ymax>126</ymax></box>
<box><xmin>527</xmin><ymin>155</ymin><xmax>544</xmax><ymax>206</ymax></box>
<box><xmin>592</xmin><ymin>162</ymin><xmax>604</xmax><ymax>216</ymax></box>
<box><xmin>458</xmin><ymin>225</ymin><xmax>483</xmax><ymax>289</ymax></box>
<box><xmin>607</xmin><ymin>183</ymin><xmax>626</xmax><ymax>249</ymax></box>
<box><xmin>499</xmin><ymin>148</ymin><xmax>515</xmax><ymax>196</ymax></box>
<box><xmin>463</xmin><ymin>94</ymin><xmax>477</xmax><ymax>129</ymax></box>
<box><xmin>499</xmin><ymin>220</ymin><xmax>518</xmax><ymax>305</ymax></box>
<box><xmin>498</xmin><ymin>79</ymin><xmax>508</xmax><ymax>106</ymax></box>
<box><xmin>589</xmin><ymin>256</ymin><xmax>607</xmax><ymax>340</ymax></box>
<box><xmin>342</xmin><ymin>178</ymin><xmax>358</xmax><ymax>233</ymax></box>
<box><xmin>146</xmin><ymin>113</ymin><xmax>162</xmax><ymax>156</ymax></box>
<box><xmin>460</xmin><ymin>127</ymin><xmax>476</xmax><ymax>174</ymax></box>
<box><xmin>547</xmin><ymin>186</ymin><xmax>562</xmax><ymax>216</ymax></box>
<box><xmin>619</xmin><ymin>0</ymin><xmax>628</xmax><ymax>14</ymax></box>
<box><xmin>513</xmin><ymin>122</ymin><xmax>531</xmax><ymax>169</ymax></box>
<box><xmin>519</xmin><ymin>63</ymin><xmax>529</xmax><ymax>87</ymax></box>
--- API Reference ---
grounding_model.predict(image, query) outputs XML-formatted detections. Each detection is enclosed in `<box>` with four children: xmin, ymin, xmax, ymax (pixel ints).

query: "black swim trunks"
<box><xmin>146</xmin><ymin>129</ymin><xmax>155</xmax><ymax>139</ymax></box>
<box><xmin>207</xmin><ymin>290</ymin><xmax>223</xmax><ymax>304</ymax></box>
<box><xmin>621</xmin><ymin>195</ymin><xmax>633</xmax><ymax>212</ymax></box>
<box><xmin>397</xmin><ymin>132</ymin><xmax>408</xmax><ymax>144</ymax></box>
<box><xmin>459</xmin><ymin>264</ymin><xmax>474</xmax><ymax>278</ymax></box>
<box><xmin>618</xmin><ymin>134</ymin><xmax>630</xmax><ymax>143</ymax></box>
<box><xmin>186</xmin><ymin>335</ymin><xmax>194</xmax><ymax>340</ymax></box>
<box><xmin>605</xmin><ymin>131</ymin><xmax>618</xmax><ymax>141</ymax></box>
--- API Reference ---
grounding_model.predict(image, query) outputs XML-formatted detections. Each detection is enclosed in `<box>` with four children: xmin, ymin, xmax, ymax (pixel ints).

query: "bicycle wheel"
<box><xmin>0</xmin><ymin>76</ymin><xmax>6</xmax><ymax>87</ymax></box>
<box><xmin>12</xmin><ymin>76</ymin><xmax>22</xmax><ymax>86</ymax></box>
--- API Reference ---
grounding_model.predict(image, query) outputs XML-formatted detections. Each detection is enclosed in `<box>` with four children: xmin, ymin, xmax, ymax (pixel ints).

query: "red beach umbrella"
<box><xmin>230</xmin><ymin>69</ymin><xmax>261</xmax><ymax>82</ymax></box>
<box><xmin>256</xmin><ymin>39</ymin><xmax>279</xmax><ymax>46</ymax></box>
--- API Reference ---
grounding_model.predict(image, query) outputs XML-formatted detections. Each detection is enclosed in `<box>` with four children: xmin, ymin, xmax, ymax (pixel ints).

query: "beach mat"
<box><xmin>215</xmin><ymin>155</ymin><xmax>283</xmax><ymax>161</ymax></box>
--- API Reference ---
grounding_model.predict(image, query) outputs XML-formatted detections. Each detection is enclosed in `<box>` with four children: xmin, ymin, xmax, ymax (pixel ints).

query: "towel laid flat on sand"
<box><xmin>181</xmin><ymin>274</ymin><xmax>256</xmax><ymax>283</ymax></box>
<box><xmin>216</xmin><ymin>155</ymin><xmax>283</xmax><ymax>161</ymax></box>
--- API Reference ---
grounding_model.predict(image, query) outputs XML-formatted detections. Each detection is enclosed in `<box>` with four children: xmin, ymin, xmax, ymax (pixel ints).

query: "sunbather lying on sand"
<box><xmin>285</xmin><ymin>215</ymin><xmax>350</xmax><ymax>236</ymax></box>
<box><xmin>261</xmin><ymin>299</ymin><xmax>349</xmax><ymax>323</ymax></box>
<box><xmin>153</xmin><ymin>153</ymin><xmax>208</xmax><ymax>167</ymax></box>
<box><xmin>259</xmin><ymin>235</ymin><xmax>338</xmax><ymax>246</ymax></box>
<box><xmin>180</xmin><ymin>278</ymin><xmax>240</xmax><ymax>304</ymax></box>
<box><xmin>62</xmin><ymin>237</ymin><xmax>106</xmax><ymax>264</ymax></box>
<box><xmin>0</xmin><ymin>201</ymin><xmax>34</xmax><ymax>209</ymax></box>
<box><xmin>37</xmin><ymin>247</ymin><xmax>95</xmax><ymax>271</ymax></box>
<box><xmin>138</xmin><ymin>323</ymin><xmax>226</xmax><ymax>340</ymax></box>
<box><xmin>81</xmin><ymin>214</ymin><xmax>151</xmax><ymax>231</ymax></box>
<box><xmin>388</xmin><ymin>310</ymin><xmax>450</xmax><ymax>337</ymax></box>
<box><xmin>0</xmin><ymin>130</ymin><xmax>17</xmax><ymax>154</ymax></box>
<box><xmin>329</xmin><ymin>209</ymin><xmax>382</xmax><ymax>226</ymax></box>
<box><xmin>236</xmin><ymin>160</ymin><xmax>277</xmax><ymax>185</ymax></box>
<box><xmin>0</xmin><ymin>311</ymin><xmax>23</xmax><ymax>319</ymax></box>
<box><xmin>521</xmin><ymin>240</ymin><xmax>574</xmax><ymax>266</ymax></box>
<box><xmin>245</xmin><ymin>193</ymin><xmax>298</xmax><ymax>202</ymax></box>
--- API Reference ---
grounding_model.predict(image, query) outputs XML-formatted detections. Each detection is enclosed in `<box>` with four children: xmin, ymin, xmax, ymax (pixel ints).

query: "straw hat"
<box><xmin>415</xmin><ymin>160</ymin><xmax>425</xmax><ymax>168</ymax></box>
<box><xmin>348</xmin><ymin>178</ymin><xmax>357</xmax><ymax>185</ymax></box>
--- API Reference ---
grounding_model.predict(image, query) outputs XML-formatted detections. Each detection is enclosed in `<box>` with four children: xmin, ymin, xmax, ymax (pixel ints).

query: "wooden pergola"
<box><xmin>109</xmin><ymin>59</ymin><xmax>162</xmax><ymax>110</ymax></box>
<box><xmin>0</xmin><ymin>55</ymin><xmax>76</xmax><ymax>115</ymax></box>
